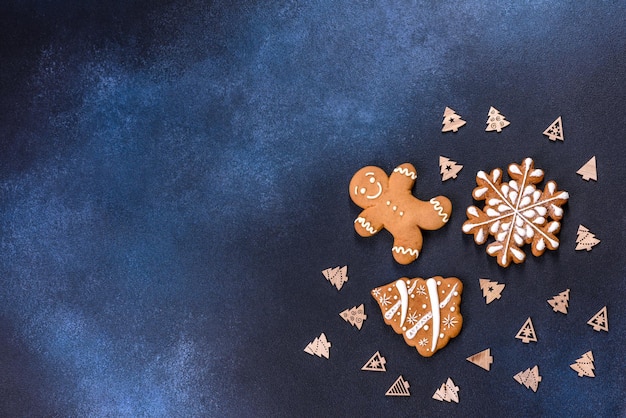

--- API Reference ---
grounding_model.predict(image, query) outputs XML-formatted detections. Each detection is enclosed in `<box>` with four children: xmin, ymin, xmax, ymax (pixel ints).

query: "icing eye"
<box><xmin>369</xmin><ymin>177</ymin><xmax>375</xmax><ymax>183</ymax></box>
<box><xmin>360</xmin><ymin>187</ymin><xmax>366</xmax><ymax>194</ymax></box>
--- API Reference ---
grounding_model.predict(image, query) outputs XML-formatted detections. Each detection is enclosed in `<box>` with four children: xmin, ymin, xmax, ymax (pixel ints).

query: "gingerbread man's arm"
<box><xmin>389</xmin><ymin>163</ymin><xmax>418</xmax><ymax>192</ymax></box>
<box><xmin>354</xmin><ymin>208</ymin><xmax>383</xmax><ymax>237</ymax></box>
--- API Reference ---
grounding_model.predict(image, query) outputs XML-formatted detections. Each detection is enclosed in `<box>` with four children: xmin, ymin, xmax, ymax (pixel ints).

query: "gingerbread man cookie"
<box><xmin>372</xmin><ymin>276</ymin><xmax>463</xmax><ymax>357</ymax></box>
<box><xmin>349</xmin><ymin>163</ymin><xmax>452</xmax><ymax>264</ymax></box>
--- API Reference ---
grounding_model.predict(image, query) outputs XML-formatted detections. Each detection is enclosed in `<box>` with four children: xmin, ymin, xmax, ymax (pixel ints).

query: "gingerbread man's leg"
<box><xmin>390</xmin><ymin>227</ymin><xmax>423</xmax><ymax>264</ymax></box>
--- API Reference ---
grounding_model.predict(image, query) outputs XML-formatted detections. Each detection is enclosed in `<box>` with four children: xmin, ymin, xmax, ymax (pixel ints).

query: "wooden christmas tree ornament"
<box><xmin>577</xmin><ymin>156</ymin><xmax>597</xmax><ymax>181</ymax></box>
<box><xmin>385</xmin><ymin>376</ymin><xmax>410</xmax><ymax>397</ymax></box>
<box><xmin>322</xmin><ymin>266</ymin><xmax>348</xmax><ymax>290</ymax></box>
<box><xmin>441</xmin><ymin>107</ymin><xmax>467</xmax><ymax>133</ymax></box>
<box><xmin>514</xmin><ymin>365</ymin><xmax>542</xmax><ymax>392</ymax></box>
<box><xmin>432</xmin><ymin>378</ymin><xmax>460</xmax><ymax>403</ymax></box>
<box><xmin>570</xmin><ymin>351</ymin><xmax>595</xmax><ymax>377</ymax></box>
<box><xmin>304</xmin><ymin>333</ymin><xmax>331</xmax><ymax>359</ymax></box>
<box><xmin>439</xmin><ymin>156</ymin><xmax>463</xmax><ymax>181</ymax></box>
<box><xmin>485</xmin><ymin>106</ymin><xmax>510</xmax><ymax>132</ymax></box>
<box><xmin>515</xmin><ymin>317</ymin><xmax>537</xmax><ymax>343</ymax></box>
<box><xmin>543</xmin><ymin>116</ymin><xmax>564</xmax><ymax>141</ymax></box>
<box><xmin>479</xmin><ymin>279</ymin><xmax>505</xmax><ymax>304</ymax></box>
<box><xmin>587</xmin><ymin>306</ymin><xmax>608</xmax><ymax>332</ymax></box>
<box><xmin>575</xmin><ymin>225</ymin><xmax>600</xmax><ymax>251</ymax></box>
<box><xmin>466</xmin><ymin>348</ymin><xmax>493</xmax><ymax>371</ymax></box>
<box><xmin>361</xmin><ymin>351</ymin><xmax>386</xmax><ymax>372</ymax></box>
<box><xmin>547</xmin><ymin>289</ymin><xmax>570</xmax><ymax>314</ymax></box>
<box><xmin>339</xmin><ymin>304</ymin><xmax>367</xmax><ymax>330</ymax></box>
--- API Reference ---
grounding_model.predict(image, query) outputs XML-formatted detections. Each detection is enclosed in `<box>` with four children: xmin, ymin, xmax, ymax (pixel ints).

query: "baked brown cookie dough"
<box><xmin>349</xmin><ymin>163</ymin><xmax>452</xmax><ymax>264</ymax></box>
<box><xmin>372</xmin><ymin>276</ymin><xmax>463</xmax><ymax>357</ymax></box>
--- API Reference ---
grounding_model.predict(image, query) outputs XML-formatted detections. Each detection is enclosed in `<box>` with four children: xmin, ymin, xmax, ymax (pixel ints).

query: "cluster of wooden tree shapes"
<box><xmin>439</xmin><ymin>156</ymin><xmax>463</xmax><ymax>181</ymax></box>
<box><xmin>479</xmin><ymin>279</ymin><xmax>505</xmax><ymax>304</ymax></box>
<box><xmin>339</xmin><ymin>304</ymin><xmax>367</xmax><ymax>330</ymax></box>
<box><xmin>570</xmin><ymin>351</ymin><xmax>595</xmax><ymax>378</ymax></box>
<box><xmin>440</xmin><ymin>106</ymin><xmax>513</xmax><ymax>134</ymax></box>
<box><xmin>577</xmin><ymin>156</ymin><xmax>597</xmax><ymax>181</ymax></box>
<box><xmin>546</xmin><ymin>289</ymin><xmax>608</xmax><ymax>331</ymax></box>
<box><xmin>514</xmin><ymin>365</ymin><xmax>542</xmax><ymax>392</ymax></box>
<box><xmin>322</xmin><ymin>265</ymin><xmax>348</xmax><ymax>290</ymax></box>
<box><xmin>385</xmin><ymin>376</ymin><xmax>410</xmax><ymax>397</ymax></box>
<box><xmin>432</xmin><ymin>378</ymin><xmax>460</xmax><ymax>403</ymax></box>
<box><xmin>575</xmin><ymin>225</ymin><xmax>600</xmax><ymax>251</ymax></box>
<box><xmin>303</xmin><ymin>333</ymin><xmax>331</xmax><ymax>359</ymax></box>
<box><xmin>443</xmin><ymin>107</ymin><xmax>568</xmax><ymax>140</ymax></box>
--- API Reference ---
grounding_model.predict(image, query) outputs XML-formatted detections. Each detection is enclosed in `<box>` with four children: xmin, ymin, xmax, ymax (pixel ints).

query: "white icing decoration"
<box><xmin>355</xmin><ymin>217</ymin><xmax>377</xmax><ymax>234</ymax></box>
<box><xmin>430</xmin><ymin>198</ymin><xmax>449</xmax><ymax>223</ymax></box>
<box><xmin>474</xmin><ymin>187</ymin><xmax>488</xmax><ymax>198</ymax></box>
<box><xmin>392</xmin><ymin>246</ymin><xmax>419</xmax><ymax>258</ymax></box>
<box><xmin>363</xmin><ymin>172</ymin><xmax>383</xmax><ymax>199</ymax></box>
<box><xmin>395</xmin><ymin>279</ymin><xmax>409</xmax><ymax>327</ymax></box>
<box><xmin>427</xmin><ymin>278</ymin><xmax>440</xmax><ymax>352</ymax></box>
<box><xmin>476</xmin><ymin>229</ymin><xmax>485</xmax><ymax>243</ymax></box>
<box><xmin>511</xmin><ymin>247</ymin><xmax>525</xmax><ymax>261</ymax></box>
<box><xmin>536</xmin><ymin>238</ymin><xmax>545</xmax><ymax>251</ymax></box>
<box><xmin>548</xmin><ymin>221</ymin><xmax>559</xmax><ymax>233</ymax></box>
<box><xmin>393</xmin><ymin>166</ymin><xmax>417</xmax><ymax>179</ymax></box>
<box><xmin>385</xmin><ymin>300</ymin><xmax>401</xmax><ymax>320</ymax></box>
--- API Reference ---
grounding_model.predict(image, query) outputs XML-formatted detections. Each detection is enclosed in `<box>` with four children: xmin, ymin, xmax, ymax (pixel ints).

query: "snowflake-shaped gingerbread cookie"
<box><xmin>462</xmin><ymin>158</ymin><xmax>569</xmax><ymax>267</ymax></box>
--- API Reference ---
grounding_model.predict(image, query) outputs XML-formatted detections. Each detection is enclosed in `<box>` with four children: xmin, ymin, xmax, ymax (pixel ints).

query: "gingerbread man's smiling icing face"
<box><xmin>351</xmin><ymin>167</ymin><xmax>388</xmax><ymax>206</ymax></box>
<box><xmin>349</xmin><ymin>163</ymin><xmax>452</xmax><ymax>264</ymax></box>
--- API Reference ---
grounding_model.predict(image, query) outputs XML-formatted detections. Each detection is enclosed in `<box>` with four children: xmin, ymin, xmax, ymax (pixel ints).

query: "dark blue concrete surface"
<box><xmin>0</xmin><ymin>1</ymin><xmax>624</xmax><ymax>416</ymax></box>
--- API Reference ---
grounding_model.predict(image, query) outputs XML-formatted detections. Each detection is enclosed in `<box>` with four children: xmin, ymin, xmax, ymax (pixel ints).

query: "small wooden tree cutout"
<box><xmin>441</xmin><ymin>107</ymin><xmax>467</xmax><ymax>133</ymax></box>
<box><xmin>515</xmin><ymin>317</ymin><xmax>537</xmax><ymax>343</ymax></box>
<box><xmin>466</xmin><ymin>348</ymin><xmax>493</xmax><ymax>371</ymax></box>
<box><xmin>439</xmin><ymin>156</ymin><xmax>463</xmax><ymax>181</ymax></box>
<box><xmin>479</xmin><ymin>279</ymin><xmax>505</xmax><ymax>304</ymax></box>
<box><xmin>570</xmin><ymin>351</ymin><xmax>595</xmax><ymax>378</ymax></box>
<box><xmin>547</xmin><ymin>289</ymin><xmax>570</xmax><ymax>314</ymax></box>
<box><xmin>340</xmin><ymin>304</ymin><xmax>367</xmax><ymax>330</ymax></box>
<box><xmin>577</xmin><ymin>156</ymin><xmax>597</xmax><ymax>181</ymax></box>
<box><xmin>304</xmin><ymin>333</ymin><xmax>331</xmax><ymax>358</ymax></box>
<box><xmin>432</xmin><ymin>378</ymin><xmax>459</xmax><ymax>403</ymax></box>
<box><xmin>514</xmin><ymin>365</ymin><xmax>542</xmax><ymax>392</ymax></box>
<box><xmin>362</xmin><ymin>351</ymin><xmax>386</xmax><ymax>372</ymax></box>
<box><xmin>576</xmin><ymin>225</ymin><xmax>600</xmax><ymax>251</ymax></box>
<box><xmin>543</xmin><ymin>116</ymin><xmax>564</xmax><ymax>141</ymax></box>
<box><xmin>485</xmin><ymin>106</ymin><xmax>510</xmax><ymax>132</ymax></box>
<box><xmin>385</xmin><ymin>376</ymin><xmax>410</xmax><ymax>397</ymax></box>
<box><xmin>587</xmin><ymin>306</ymin><xmax>608</xmax><ymax>332</ymax></box>
<box><xmin>322</xmin><ymin>266</ymin><xmax>348</xmax><ymax>290</ymax></box>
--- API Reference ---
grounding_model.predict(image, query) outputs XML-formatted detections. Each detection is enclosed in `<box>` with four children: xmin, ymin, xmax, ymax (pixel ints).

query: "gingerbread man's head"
<box><xmin>349</xmin><ymin>166</ymin><xmax>389</xmax><ymax>209</ymax></box>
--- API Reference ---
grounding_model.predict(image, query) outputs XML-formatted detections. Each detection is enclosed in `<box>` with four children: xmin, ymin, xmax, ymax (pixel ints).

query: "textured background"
<box><xmin>1</xmin><ymin>1</ymin><xmax>625</xmax><ymax>416</ymax></box>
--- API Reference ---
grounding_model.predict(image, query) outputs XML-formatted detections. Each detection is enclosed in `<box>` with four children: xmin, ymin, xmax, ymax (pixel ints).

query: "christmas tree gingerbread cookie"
<box><xmin>462</xmin><ymin>158</ymin><xmax>569</xmax><ymax>267</ymax></box>
<box><xmin>372</xmin><ymin>276</ymin><xmax>463</xmax><ymax>357</ymax></box>
<box><xmin>349</xmin><ymin>163</ymin><xmax>452</xmax><ymax>264</ymax></box>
